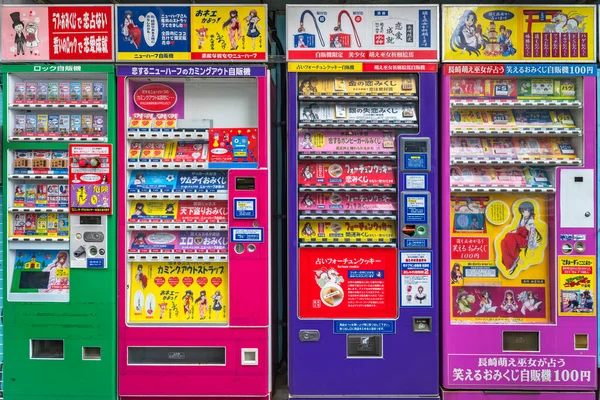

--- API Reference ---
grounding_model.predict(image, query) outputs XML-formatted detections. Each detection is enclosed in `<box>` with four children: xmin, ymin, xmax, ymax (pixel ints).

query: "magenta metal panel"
<box><xmin>442</xmin><ymin>390</ymin><xmax>595</xmax><ymax>400</ymax></box>
<box><xmin>441</xmin><ymin>73</ymin><xmax>597</xmax><ymax>392</ymax></box>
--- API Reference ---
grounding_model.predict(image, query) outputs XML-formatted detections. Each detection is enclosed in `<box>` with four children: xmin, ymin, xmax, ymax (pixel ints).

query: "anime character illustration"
<box><xmin>121</xmin><ymin>10</ymin><xmax>142</xmax><ymax>49</ymax></box>
<box><xmin>301</xmin><ymin>164</ymin><xmax>314</xmax><ymax>181</ymax></box>
<box><xmin>299</xmin><ymin>79</ymin><xmax>317</xmax><ymax>93</ymax></box>
<box><xmin>14</xmin><ymin>185</ymin><xmax>24</xmax><ymax>196</ymax></box>
<box><xmin>24</xmin><ymin>22</ymin><xmax>39</xmax><ymax>55</ymax></box>
<box><xmin>182</xmin><ymin>289</ymin><xmax>194</xmax><ymax>319</ymax></box>
<box><xmin>582</xmin><ymin>290</ymin><xmax>594</xmax><ymax>311</ymax></box>
<box><xmin>450</xmin><ymin>167</ymin><xmax>463</xmax><ymax>182</ymax></box>
<box><xmin>195</xmin><ymin>290</ymin><xmax>208</xmax><ymax>320</ymax></box>
<box><xmin>133</xmin><ymin>233</ymin><xmax>147</xmax><ymax>246</ymax></box>
<box><xmin>244</xmin><ymin>10</ymin><xmax>261</xmax><ymax>50</ymax></box>
<box><xmin>196</xmin><ymin>27</ymin><xmax>208</xmax><ymax>50</ymax></box>
<box><xmin>41</xmin><ymin>251</ymin><xmax>69</xmax><ymax>292</ymax></box>
<box><xmin>518</xmin><ymin>290</ymin><xmax>543</xmax><ymax>315</ymax></box>
<box><xmin>415</xmin><ymin>286</ymin><xmax>427</xmax><ymax>304</ymax></box>
<box><xmin>212</xmin><ymin>290</ymin><xmax>223</xmax><ymax>320</ymax></box>
<box><xmin>451</xmin><ymin>263</ymin><xmax>463</xmax><ymax>284</ymax></box>
<box><xmin>11</xmin><ymin>12</ymin><xmax>26</xmax><ymax>56</ymax></box>
<box><xmin>545</xmin><ymin>12</ymin><xmax>587</xmax><ymax>33</ymax></box>
<box><xmin>165</xmin><ymin>204</ymin><xmax>175</xmax><ymax>214</ymax></box>
<box><xmin>302</xmin><ymin>105</ymin><xmax>319</xmax><ymax>121</ymax></box>
<box><xmin>475</xmin><ymin>290</ymin><xmax>497</xmax><ymax>315</ymax></box>
<box><xmin>301</xmin><ymin>222</ymin><xmax>315</xmax><ymax>237</ymax></box>
<box><xmin>500</xmin><ymin>289</ymin><xmax>518</xmax><ymax>313</ymax></box>
<box><xmin>135</xmin><ymin>265</ymin><xmax>148</xmax><ymax>289</ymax></box>
<box><xmin>498</xmin><ymin>25</ymin><xmax>516</xmax><ymax>57</ymax></box>
<box><xmin>223</xmin><ymin>10</ymin><xmax>242</xmax><ymax>50</ymax></box>
<box><xmin>331</xmin><ymin>34</ymin><xmax>342</xmax><ymax>48</ymax></box>
<box><xmin>301</xmin><ymin>132</ymin><xmax>313</xmax><ymax>149</ymax></box>
<box><xmin>456</xmin><ymin>289</ymin><xmax>475</xmax><ymax>315</ymax></box>
<box><xmin>499</xmin><ymin>201</ymin><xmax>544</xmax><ymax>275</ymax></box>
<box><xmin>450</xmin><ymin>10</ymin><xmax>487</xmax><ymax>56</ymax></box>
<box><xmin>133</xmin><ymin>202</ymin><xmax>146</xmax><ymax>217</ymax></box>
<box><xmin>158</xmin><ymin>302</ymin><xmax>168</xmax><ymax>319</ymax></box>
<box><xmin>133</xmin><ymin>173</ymin><xmax>145</xmax><ymax>185</ymax></box>
<box><xmin>301</xmin><ymin>194</ymin><xmax>314</xmax><ymax>208</ymax></box>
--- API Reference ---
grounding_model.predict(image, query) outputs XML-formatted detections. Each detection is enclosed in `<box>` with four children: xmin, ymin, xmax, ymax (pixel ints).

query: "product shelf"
<box><xmin>451</xmin><ymin>158</ymin><xmax>581</xmax><ymax>166</ymax></box>
<box><xmin>299</xmin><ymin>214</ymin><xmax>396</xmax><ymax>220</ymax></box>
<box><xmin>451</xmin><ymin>186</ymin><xmax>556</xmax><ymax>194</ymax></box>
<box><xmin>9</xmin><ymin>174</ymin><xmax>68</xmax><ymax>180</ymax></box>
<box><xmin>9</xmin><ymin>207</ymin><xmax>68</xmax><ymax>213</ymax></box>
<box><xmin>127</xmin><ymin>129</ymin><xmax>209</xmax><ymax>141</ymax></box>
<box><xmin>299</xmin><ymin>242</ymin><xmax>397</xmax><ymax>248</ymax></box>
<box><xmin>299</xmin><ymin>122</ymin><xmax>418</xmax><ymax>129</ymax></box>
<box><xmin>127</xmin><ymin>192</ymin><xmax>228</xmax><ymax>201</ymax></box>
<box><xmin>299</xmin><ymin>154</ymin><xmax>396</xmax><ymax>161</ymax></box>
<box><xmin>299</xmin><ymin>94</ymin><xmax>419</xmax><ymax>101</ymax></box>
<box><xmin>127</xmin><ymin>222</ymin><xmax>228</xmax><ymax>231</ymax></box>
<box><xmin>450</xmin><ymin>99</ymin><xmax>582</xmax><ymax>108</ymax></box>
<box><xmin>127</xmin><ymin>162</ymin><xmax>208</xmax><ymax>170</ymax></box>
<box><xmin>8</xmin><ymin>236</ymin><xmax>68</xmax><ymax>242</ymax></box>
<box><xmin>9</xmin><ymin>136</ymin><xmax>107</xmax><ymax>142</ymax></box>
<box><xmin>450</xmin><ymin>128</ymin><xmax>582</xmax><ymax>137</ymax></box>
<box><xmin>127</xmin><ymin>253</ymin><xmax>228</xmax><ymax>262</ymax></box>
<box><xmin>9</xmin><ymin>103</ymin><xmax>107</xmax><ymax>109</ymax></box>
<box><xmin>299</xmin><ymin>186</ymin><xmax>396</xmax><ymax>193</ymax></box>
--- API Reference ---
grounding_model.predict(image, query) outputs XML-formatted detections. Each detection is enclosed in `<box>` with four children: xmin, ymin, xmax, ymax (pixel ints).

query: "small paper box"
<box><xmin>330</xmin><ymin>33</ymin><xmax>351</xmax><ymax>48</ymax></box>
<box><xmin>294</xmin><ymin>33</ymin><xmax>316</xmax><ymax>48</ymax></box>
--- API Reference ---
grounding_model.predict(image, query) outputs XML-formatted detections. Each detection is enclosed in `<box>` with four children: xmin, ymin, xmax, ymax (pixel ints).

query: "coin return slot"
<box><xmin>347</xmin><ymin>335</ymin><xmax>383</xmax><ymax>358</ymax></box>
<box><xmin>128</xmin><ymin>346</ymin><xmax>226</xmax><ymax>365</ymax></box>
<box><xmin>234</xmin><ymin>243</ymin><xmax>245</xmax><ymax>254</ymax></box>
<box><xmin>31</xmin><ymin>339</ymin><xmax>64</xmax><ymax>359</ymax></box>
<box><xmin>413</xmin><ymin>317</ymin><xmax>431</xmax><ymax>332</ymax></box>
<box><xmin>574</xmin><ymin>334</ymin><xmax>588</xmax><ymax>350</ymax></box>
<box><xmin>241</xmin><ymin>348</ymin><xmax>258</xmax><ymax>365</ymax></box>
<box><xmin>82</xmin><ymin>346</ymin><xmax>101</xmax><ymax>360</ymax></box>
<box><xmin>502</xmin><ymin>331</ymin><xmax>539</xmax><ymax>352</ymax></box>
<box><xmin>574</xmin><ymin>242</ymin><xmax>586</xmax><ymax>253</ymax></box>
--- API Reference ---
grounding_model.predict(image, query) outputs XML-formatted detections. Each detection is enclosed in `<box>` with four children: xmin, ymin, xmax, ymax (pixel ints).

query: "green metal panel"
<box><xmin>2</xmin><ymin>64</ymin><xmax>116</xmax><ymax>400</ymax></box>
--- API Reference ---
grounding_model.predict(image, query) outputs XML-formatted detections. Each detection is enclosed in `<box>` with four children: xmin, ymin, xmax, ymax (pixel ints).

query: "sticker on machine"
<box><xmin>558</xmin><ymin>256</ymin><xmax>596</xmax><ymax>316</ymax></box>
<box><xmin>401</xmin><ymin>252</ymin><xmax>432</xmax><ymax>307</ymax></box>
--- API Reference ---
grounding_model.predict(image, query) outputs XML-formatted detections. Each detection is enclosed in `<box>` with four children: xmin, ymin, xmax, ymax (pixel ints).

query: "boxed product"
<box><xmin>81</xmin><ymin>115</ymin><xmax>92</xmax><ymax>135</ymax></box>
<box><xmin>517</xmin><ymin>78</ymin><xmax>576</xmax><ymax>100</ymax></box>
<box><xmin>166</xmin><ymin>113</ymin><xmax>178</xmax><ymax>129</ymax></box>
<box><xmin>163</xmin><ymin>141</ymin><xmax>178</xmax><ymax>162</ymax></box>
<box><xmin>153</xmin><ymin>113</ymin><xmax>167</xmax><ymax>130</ymax></box>
<box><xmin>25</xmin><ymin>114</ymin><xmax>37</xmax><ymax>134</ymax></box>
<box><xmin>13</xmin><ymin>184</ymin><xmax>25</xmax><ymax>207</ymax></box>
<box><xmin>13</xmin><ymin>150</ymin><xmax>33</xmax><ymax>171</ymax></box>
<box><xmin>140</xmin><ymin>113</ymin><xmax>153</xmax><ymax>130</ymax></box>
<box><xmin>481</xmin><ymin>138</ymin><xmax>516</xmax><ymax>158</ymax></box>
<box><xmin>51</xmin><ymin>151</ymin><xmax>69</xmax><ymax>171</ymax></box>
<box><xmin>14</xmin><ymin>82</ymin><xmax>26</xmax><ymax>103</ymax></box>
<box><xmin>174</xmin><ymin>142</ymin><xmax>208</xmax><ymax>163</ymax></box>
<box><xmin>25</xmin><ymin>82</ymin><xmax>37</xmax><ymax>102</ymax></box>
<box><xmin>59</xmin><ymin>82</ymin><xmax>70</xmax><ymax>102</ymax></box>
<box><xmin>70</xmin><ymin>82</ymin><xmax>81</xmax><ymax>102</ymax></box>
<box><xmin>450</xmin><ymin>138</ymin><xmax>485</xmax><ymax>157</ymax></box>
<box><xmin>59</xmin><ymin>115</ymin><xmax>70</xmax><ymax>135</ymax></box>
<box><xmin>93</xmin><ymin>115</ymin><xmax>104</xmax><ymax>136</ymax></box>
<box><xmin>37</xmin><ymin>82</ymin><xmax>48</xmax><ymax>102</ymax></box>
<box><xmin>152</xmin><ymin>142</ymin><xmax>166</xmax><ymax>161</ymax></box>
<box><xmin>299</xmin><ymin>102</ymin><xmax>417</xmax><ymax>123</ymax></box>
<box><xmin>58</xmin><ymin>213</ymin><xmax>69</xmax><ymax>236</ymax></box>
<box><xmin>24</xmin><ymin>185</ymin><xmax>36</xmax><ymax>207</ymax></box>
<box><xmin>93</xmin><ymin>82</ymin><xmax>104</xmax><ymax>102</ymax></box>
<box><xmin>37</xmin><ymin>114</ymin><xmax>48</xmax><ymax>134</ymax></box>
<box><xmin>47</xmin><ymin>184</ymin><xmax>60</xmax><ymax>208</ymax></box>
<box><xmin>48</xmin><ymin>83</ymin><xmax>59</xmax><ymax>102</ymax></box>
<box><xmin>449</xmin><ymin>78</ymin><xmax>517</xmax><ymax>98</ymax></box>
<box><xmin>47</xmin><ymin>213</ymin><xmax>58</xmax><ymax>236</ymax></box>
<box><xmin>129</xmin><ymin>142</ymin><xmax>142</xmax><ymax>161</ymax></box>
<box><xmin>48</xmin><ymin>115</ymin><xmax>59</xmax><ymax>134</ymax></box>
<box><xmin>36</xmin><ymin>184</ymin><xmax>47</xmax><ymax>207</ymax></box>
<box><xmin>24</xmin><ymin>213</ymin><xmax>36</xmax><ymax>235</ymax></box>
<box><xmin>36</xmin><ymin>213</ymin><xmax>48</xmax><ymax>236</ymax></box>
<box><xmin>13</xmin><ymin>213</ymin><xmax>25</xmax><ymax>236</ymax></box>
<box><xmin>70</xmin><ymin>114</ymin><xmax>82</xmax><ymax>135</ymax></box>
<box><xmin>58</xmin><ymin>185</ymin><xmax>69</xmax><ymax>207</ymax></box>
<box><xmin>140</xmin><ymin>142</ymin><xmax>154</xmax><ymax>162</ymax></box>
<box><xmin>81</xmin><ymin>82</ymin><xmax>93</xmax><ymax>102</ymax></box>
<box><xmin>13</xmin><ymin>114</ymin><xmax>25</xmax><ymax>136</ymax></box>
<box><xmin>32</xmin><ymin>150</ymin><xmax>52</xmax><ymax>170</ymax></box>
<box><xmin>129</xmin><ymin>113</ymin><xmax>143</xmax><ymax>129</ymax></box>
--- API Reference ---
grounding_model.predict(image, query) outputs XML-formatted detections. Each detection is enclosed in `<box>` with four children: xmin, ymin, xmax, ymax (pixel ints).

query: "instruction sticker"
<box><xmin>230</xmin><ymin>228</ymin><xmax>264</xmax><ymax>242</ymax></box>
<box><xmin>404</xmin><ymin>194</ymin><xmax>428</xmax><ymax>223</ymax></box>
<box><xmin>234</xmin><ymin>198</ymin><xmax>256</xmax><ymax>219</ymax></box>
<box><xmin>404</xmin><ymin>174</ymin><xmax>428</xmax><ymax>190</ymax></box>
<box><xmin>334</xmin><ymin>320</ymin><xmax>396</xmax><ymax>334</ymax></box>
<box><xmin>401</xmin><ymin>252</ymin><xmax>432</xmax><ymax>307</ymax></box>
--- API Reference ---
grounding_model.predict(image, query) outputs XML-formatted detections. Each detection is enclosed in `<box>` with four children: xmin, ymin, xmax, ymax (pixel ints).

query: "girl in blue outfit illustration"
<box><xmin>212</xmin><ymin>290</ymin><xmax>223</xmax><ymax>320</ymax></box>
<box><xmin>450</xmin><ymin>10</ymin><xmax>487</xmax><ymax>56</ymax></box>
<box><xmin>498</xmin><ymin>26</ymin><xmax>516</xmax><ymax>57</ymax></box>
<box><xmin>244</xmin><ymin>10</ymin><xmax>261</xmax><ymax>50</ymax></box>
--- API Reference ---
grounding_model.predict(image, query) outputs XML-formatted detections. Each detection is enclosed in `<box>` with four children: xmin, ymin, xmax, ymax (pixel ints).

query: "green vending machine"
<box><xmin>1</xmin><ymin>63</ymin><xmax>116</xmax><ymax>400</ymax></box>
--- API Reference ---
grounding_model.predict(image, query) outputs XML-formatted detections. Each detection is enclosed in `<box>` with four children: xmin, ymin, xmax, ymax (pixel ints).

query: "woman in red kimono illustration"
<box><xmin>500</xmin><ymin>201</ymin><xmax>542</xmax><ymax>275</ymax></box>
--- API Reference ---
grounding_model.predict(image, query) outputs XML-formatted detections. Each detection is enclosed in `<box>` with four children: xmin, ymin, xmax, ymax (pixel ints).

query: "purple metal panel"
<box><xmin>440</xmin><ymin>73</ymin><xmax>598</xmax><ymax>392</ymax></box>
<box><xmin>288</xmin><ymin>71</ymin><xmax>440</xmax><ymax>398</ymax></box>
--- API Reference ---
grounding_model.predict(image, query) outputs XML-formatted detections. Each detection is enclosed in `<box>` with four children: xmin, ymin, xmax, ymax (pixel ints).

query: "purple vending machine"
<box><xmin>441</xmin><ymin>5</ymin><xmax>598</xmax><ymax>400</ymax></box>
<box><xmin>286</xmin><ymin>5</ymin><xmax>440</xmax><ymax>399</ymax></box>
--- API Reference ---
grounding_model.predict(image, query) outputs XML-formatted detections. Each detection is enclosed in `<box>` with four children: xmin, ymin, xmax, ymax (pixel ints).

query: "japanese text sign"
<box><xmin>69</xmin><ymin>144</ymin><xmax>112</xmax><ymax>215</ymax></box>
<box><xmin>2</xmin><ymin>5</ymin><xmax>114</xmax><ymax>62</ymax></box>
<box><xmin>286</xmin><ymin>5</ymin><xmax>439</xmax><ymax>62</ymax></box>
<box><xmin>442</xmin><ymin>5</ymin><xmax>596</xmax><ymax>62</ymax></box>
<box><xmin>116</xmin><ymin>5</ymin><xmax>267</xmax><ymax>62</ymax></box>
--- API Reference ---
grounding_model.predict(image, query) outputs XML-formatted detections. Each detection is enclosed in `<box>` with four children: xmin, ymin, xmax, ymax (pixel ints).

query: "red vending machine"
<box><xmin>441</xmin><ymin>5</ymin><xmax>598</xmax><ymax>400</ymax></box>
<box><xmin>115</xmin><ymin>5</ymin><xmax>274</xmax><ymax>400</ymax></box>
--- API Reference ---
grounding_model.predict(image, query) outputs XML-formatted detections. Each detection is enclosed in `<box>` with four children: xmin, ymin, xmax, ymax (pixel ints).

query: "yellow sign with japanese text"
<box><xmin>299</xmin><ymin>220</ymin><xmax>396</xmax><ymax>243</ymax></box>
<box><xmin>442</xmin><ymin>5</ymin><xmax>596</xmax><ymax>62</ymax></box>
<box><xmin>558</xmin><ymin>256</ymin><xmax>596</xmax><ymax>316</ymax></box>
<box><xmin>288</xmin><ymin>63</ymin><xmax>364</xmax><ymax>73</ymax></box>
<box><xmin>297</xmin><ymin>75</ymin><xmax>417</xmax><ymax>96</ymax></box>
<box><xmin>129</xmin><ymin>262</ymin><xmax>228</xmax><ymax>324</ymax></box>
<box><xmin>191</xmin><ymin>5</ymin><xmax>267</xmax><ymax>61</ymax></box>
<box><xmin>450</xmin><ymin>194</ymin><xmax>551</xmax><ymax>324</ymax></box>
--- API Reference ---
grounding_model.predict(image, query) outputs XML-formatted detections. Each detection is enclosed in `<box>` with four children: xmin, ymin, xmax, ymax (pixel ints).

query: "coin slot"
<box><xmin>31</xmin><ymin>339</ymin><xmax>64</xmax><ymax>359</ymax></box>
<box><xmin>402</xmin><ymin>225</ymin><xmax>416</xmax><ymax>237</ymax></box>
<box><xmin>562</xmin><ymin>243</ymin><xmax>573</xmax><ymax>254</ymax></box>
<box><xmin>413</xmin><ymin>317</ymin><xmax>431</xmax><ymax>332</ymax></box>
<box><xmin>574</xmin><ymin>334</ymin><xmax>588</xmax><ymax>350</ymax></box>
<box><xmin>82</xmin><ymin>346</ymin><xmax>101</xmax><ymax>360</ymax></box>
<box><xmin>502</xmin><ymin>331</ymin><xmax>539</xmax><ymax>352</ymax></box>
<box><xmin>234</xmin><ymin>243</ymin><xmax>245</xmax><ymax>254</ymax></box>
<box><xmin>574</xmin><ymin>241</ymin><xmax>586</xmax><ymax>253</ymax></box>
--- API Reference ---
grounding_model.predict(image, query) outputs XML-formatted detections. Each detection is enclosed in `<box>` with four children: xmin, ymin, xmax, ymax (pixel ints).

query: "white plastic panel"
<box><xmin>559</xmin><ymin>169</ymin><xmax>594</xmax><ymax>228</ymax></box>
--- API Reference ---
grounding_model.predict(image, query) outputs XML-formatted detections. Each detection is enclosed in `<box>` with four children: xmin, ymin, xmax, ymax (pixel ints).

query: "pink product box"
<box><xmin>129</xmin><ymin>230</ymin><xmax>228</xmax><ymax>253</ymax></box>
<box><xmin>298</xmin><ymin>129</ymin><xmax>396</xmax><ymax>154</ymax></box>
<box><xmin>299</xmin><ymin>191</ymin><xmax>396</xmax><ymax>212</ymax></box>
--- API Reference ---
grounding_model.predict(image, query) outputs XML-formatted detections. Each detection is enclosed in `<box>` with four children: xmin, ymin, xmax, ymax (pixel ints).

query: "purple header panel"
<box><xmin>116</xmin><ymin>65</ymin><xmax>267</xmax><ymax>78</ymax></box>
<box><xmin>288</xmin><ymin>71</ymin><xmax>440</xmax><ymax>399</ymax></box>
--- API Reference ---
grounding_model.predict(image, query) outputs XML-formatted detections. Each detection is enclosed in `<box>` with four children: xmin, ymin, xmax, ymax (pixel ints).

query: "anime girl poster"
<box><xmin>494</xmin><ymin>198</ymin><xmax>548</xmax><ymax>278</ymax></box>
<box><xmin>2</xmin><ymin>7</ymin><xmax>49</xmax><ymax>60</ymax></box>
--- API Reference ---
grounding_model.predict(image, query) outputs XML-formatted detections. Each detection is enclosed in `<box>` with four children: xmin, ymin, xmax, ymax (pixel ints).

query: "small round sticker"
<box><xmin>486</xmin><ymin>200</ymin><xmax>510</xmax><ymax>225</ymax></box>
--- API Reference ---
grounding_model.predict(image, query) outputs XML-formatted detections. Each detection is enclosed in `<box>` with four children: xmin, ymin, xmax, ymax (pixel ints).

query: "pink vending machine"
<box><xmin>115</xmin><ymin>5</ymin><xmax>273</xmax><ymax>400</ymax></box>
<box><xmin>441</xmin><ymin>5</ymin><xmax>598</xmax><ymax>400</ymax></box>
